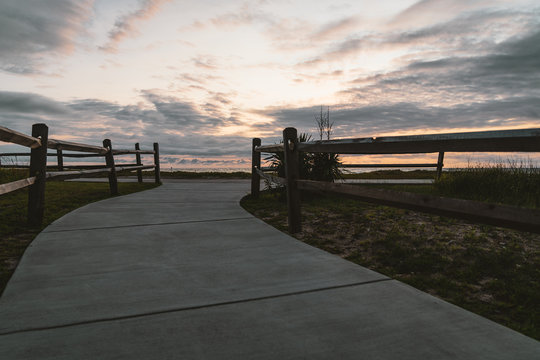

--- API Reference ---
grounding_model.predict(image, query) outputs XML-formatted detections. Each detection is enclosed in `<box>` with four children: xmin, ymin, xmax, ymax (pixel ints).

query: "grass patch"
<box><xmin>0</xmin><ymin>180</ymin><xmax>159</xmax><ymax>296</ymax></box>
<box><xmin>435</xmin><ymin>164</ymin><xmax>540</xmax><ymax>208</ymax></box>
<box><xmin>0</xmin><ymin>167</ymin><xmax>28</xmax><ymax>184</ymax></box>
<box><xmin>240</xmin><ymin>190</ymin><xmax>540</xmax><ymax>340</ymax></box>
<box><xmin>352</xmin><ymin>165</ymin><xmax>540</xmax><ymax>210</ymax></box>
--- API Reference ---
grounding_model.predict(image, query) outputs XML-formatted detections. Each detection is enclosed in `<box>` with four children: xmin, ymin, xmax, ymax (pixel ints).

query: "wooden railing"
<box><xmin>0</xmin><ymin>123</ymin><xmax>161</xmax><ymax>226</ymax></box>
<box><xmin>339</xmin><ymin>153</ymin><xmax>445</xmax><ymax>179</ymax></box>
<box><xmin>251</xmin><ymin>127</ymin><xmax>540</xmax><ymax>234</ymax></box>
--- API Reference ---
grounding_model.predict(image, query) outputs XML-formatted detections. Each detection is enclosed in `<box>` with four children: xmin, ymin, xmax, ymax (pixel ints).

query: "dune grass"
<box><xmin>347</xmin><ymin>163</ymin><xmax>540</xmax><ymax>209</ymax></box>
<box><xmin>0</xmin><ymin>167</ymin><xmax>27</xmax><ymax>184</ymax></box>
<box><xmin>435</xmin><ymin>163</ymin><xmax>540</xmax><ymax>208</ymax></box>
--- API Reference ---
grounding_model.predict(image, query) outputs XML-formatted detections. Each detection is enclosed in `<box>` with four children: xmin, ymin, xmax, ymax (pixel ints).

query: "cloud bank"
<box><xmin>1</xmin><ymin>0</ymin><xmax>539</xmax><ymax>168</ymax></box>
<box><xmin>0</xmin><ymin>0</ymin><xmax>93</xmax><ymax>74</ymax></box>
<box><xmin>0</xmin><ymin>90</ymin><xmax>251</xmax><ymax>168</ymax></box>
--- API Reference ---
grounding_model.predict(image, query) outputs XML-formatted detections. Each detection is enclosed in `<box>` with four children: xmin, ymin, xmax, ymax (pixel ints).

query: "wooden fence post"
<box><xmin>251</xmin><ymin>138</ymin><xmax>261</xmax><ymax>198</ymax></box>
<box><xmin>436</xmin><ymin>152</ymin><xmax>445</xmax><ymax>180</ymax></box>
<box><xmin>135</xmin><ymin>143</ymin><xmax>143</xmax><ymax>183</ymax></box>
<box><xmin>103</xmin><ymin>139</ymin><xmax>118</xmax><ymax>195</ymax></box>
<box><xmin>153</xmin><ymin>142</ymin><xmax>161</xmax><ymax>184</ymax></box>
<box><xmin>27</xmin><ymin>123</ymin><xmax>48</xmax><ymax>227</ymax></box>
<box><xmin>56</xmin><ymin>146</ymin><xmax>64</xmax><ymax>171</ymax></box>
<box><xmin>283</xmin><ymin>127</ymin><xmax>301</xmax><ymax>233</ymax></box>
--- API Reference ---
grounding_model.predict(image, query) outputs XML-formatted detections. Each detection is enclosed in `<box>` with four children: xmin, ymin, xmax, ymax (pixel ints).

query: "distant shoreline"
<box><xmin>134</xmin><ymin>169</ymin><xmax>440</xmax><ymax>180</ymax></box>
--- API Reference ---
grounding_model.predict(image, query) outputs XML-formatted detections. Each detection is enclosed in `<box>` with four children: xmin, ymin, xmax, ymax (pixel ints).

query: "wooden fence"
<box><xmin>251</xmin><ymin>127</ymin><xmax>540</xmax><ymax>234</ymax></box>
<box><xmin>339</xmin><ymin>151</ymin><xmax>445</xmax><ymax>179</ymax></box>
<box><xmin>0</xmin><ymin>123</ymin><xmax>160</xmax><ymax>226</ymax></box>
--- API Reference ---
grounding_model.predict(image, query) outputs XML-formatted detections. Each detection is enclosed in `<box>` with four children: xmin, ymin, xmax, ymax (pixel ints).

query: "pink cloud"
<box><xmin>100</xmin><ymin>0</ymin><xmax>172</xmax><ymax>53</ymax></box>
<box><xmin>310</xmin><ymin>16</ymin><xmax>360</xmax><ymax>41</ymax></box>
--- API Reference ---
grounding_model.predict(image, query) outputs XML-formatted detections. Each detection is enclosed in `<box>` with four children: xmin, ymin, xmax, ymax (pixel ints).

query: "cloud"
<box><xmin>3</xmin><ymin>2</ymin><xmax>538</xmax><ymax>168</ymax></box>
<box><xmin>210</xmin><ymin>3</ymin><xmax>263</xmax><ymax>28</ymax></box>
<box><xmin>203</xmin><ymin>3</ymin><xmax>315</xmax><ymax>51</ymax></box>
<box><xmin>297</xmin><ymin>8</ymin><xmax>539</xmax><ymax>68</ymax></box>
<box><xmin>207</xmin><ymin>1</ymin><xmax>283</xmax><ymax>29</ymax></box>
<box><xmin>259</xmin><ymin>25</ymin><xmax>540</xmax><ymax>139</ymax></box>
<box><xmin>343</xmin><ymin>26</ymin><xmax>540</xmax><ymax>105</ymax></box>
<box><xmin>481</xmin><ymin>28</ymin><xmax>540</xmax><ymax>76</ymax></box>
<box><xmin>257</xmin><ymin>95</ymin><xmax>540</xmax><ymax>142</ymax></box>
<box><xmin>0</xmin><ymin>91</ymin><xmax>254</xmax><ymax>164</ymax></box>
<box><xmin>310</xmin><ymin>16</ymin><xmax>360</xmax><ymax>41</ymax></box>
<box><xmin>388</xmin><ymin>0</ymin><xmax>499</xmax><ymax>29</ymax></box>
<box><xmin>141</xmin><ymin>90</ymin><xmax>238</xmax><ymax>130</ymax></box>
<box><xmin>0</xmin><ymin>0</ymin><xmax>94</xmax><ymax>74</ymax></box>
<box><xmin>0</xmin><ymin>91</ymin><xmax>69</xmax><ymax>115</ymax></box>
<box><xmin>100</xmin><ymin>0</ymin><xmax>172</xmax><ymax>53</ymax></box>
<box><xmin>192</xmin><ymin>56</ymin><xmax>219</xmax><ymax>70</ymax></box>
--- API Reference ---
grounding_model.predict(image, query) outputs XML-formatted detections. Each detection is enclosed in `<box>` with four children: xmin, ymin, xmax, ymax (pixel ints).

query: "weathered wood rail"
<box><xmin>0</xmin><ymin>123</ymin><xmax>161</xmax><ymax>226</ymax></box>
<box><xmin>340</xmin><ymin>153</ymin><xmax>445</xmax><ymax>180</ymax></box>
<box><xmin>251</xmin><ymin>127</ymin><xmax>540</xmax><ymax>234</ymax></box>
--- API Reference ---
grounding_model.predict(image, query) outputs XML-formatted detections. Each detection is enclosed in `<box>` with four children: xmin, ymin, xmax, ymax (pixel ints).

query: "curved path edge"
<box><xmin>0</xmin><ymin>180</ymin><xmax>538</xmax><ymax>359</ymax></box>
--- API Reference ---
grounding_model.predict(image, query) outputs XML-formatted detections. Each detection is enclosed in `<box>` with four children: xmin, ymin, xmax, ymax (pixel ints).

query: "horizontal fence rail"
<box><xmin>112</xmin><ymin>149</ymin><xmax>155</xmax><ymax>155</ymax></box>
<box><xmin>0</xmin><ymin>163</ymin><xmax>145</xmax><ymax>169</ymax></box>
<box><xmin>0</xmin><ymin>125</ymin><xmax>42</xmax><ymax>149</ymax></box>
<box><xmin>54</xmin><ymin>153</ymin><xmax>105</xmax><ymax>158</ymax></box>
<box><xmin>45</xmin><ymin>165</ymin><xmax>155</xmax><ymax>181</ymax></box>
<box><xmin>251</xmin><ymin>127</ymin><xmax>540</xmax><ymax>234</ymax></box>
<box><xmin>340</xmin><ymin>163</ymin><xmax>439</xmax><ymax>168</ymax></box>
<box><xmin>47</xmin><ymin>139</ymin><xmax>108</xmax><ymax>154</ymax></box>
<box><xmin>296</xmin><ymin>128</ymin><xmax>540</xmax><ymax>154</ymax></box>
<box><xmin>340</xmin><ymin>153</ymin><xmax>446</xmax><ymax>179</ymax></box>
<box><xmin>255</xmin><ymin>144</ymin><xmax>284</xmax><ymax>153</ymax></box>
<box><xmin>0</xmin><ymin>177</ymin><xmax>36</xmax><ymax>196</ymax></box>
<box><xmin>1</xmin><ymin>123</ymin><xmax>161</xmax><ymax>226</ymax></box>
<box><xmin>1</xmin><ymin>150</ymin><xmax>155</xmax><ymax>159</ymax></box>
<box><xmin>298</xmin><ymin>180</ymin><xmax>540</xmax><ymax>233</ymax></box>
<box><xmin>255</xmin><ymin>167</ymin><xmax>286</xmax><ymax>186</ymax></box>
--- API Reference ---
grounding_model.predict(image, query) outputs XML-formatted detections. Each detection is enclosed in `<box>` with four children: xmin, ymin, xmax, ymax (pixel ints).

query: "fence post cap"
<box><xmin>283</xmin><ymin>128</ymin><xmax>298</xmax><ymax>140</ymax></box>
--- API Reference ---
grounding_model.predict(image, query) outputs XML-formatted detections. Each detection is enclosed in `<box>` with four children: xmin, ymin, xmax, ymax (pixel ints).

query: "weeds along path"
<box><xmin>0</xmin><ymin>180</ymin><xmax>538</xmax><ymax>359</ymax></box>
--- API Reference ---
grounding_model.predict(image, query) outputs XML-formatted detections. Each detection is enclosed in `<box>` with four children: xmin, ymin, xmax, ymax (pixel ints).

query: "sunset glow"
<box><xmin>1</xmin><ymin>0</ymin><xmax>539</xmax><ymax>169</ymax></box>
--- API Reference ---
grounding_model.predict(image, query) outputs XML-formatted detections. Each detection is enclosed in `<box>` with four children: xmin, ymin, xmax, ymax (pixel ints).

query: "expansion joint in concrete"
<box><xmin>42</xmin><ymin>217</ymin><xmax>255</xmax><ymax>234</ymax></box>
<box><xmin>0</xmin><ymin>278</ymin><xmax>393</xmax><ymax>337</ymax></box>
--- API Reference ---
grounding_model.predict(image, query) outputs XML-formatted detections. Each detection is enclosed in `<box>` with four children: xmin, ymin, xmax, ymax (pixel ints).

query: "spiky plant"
<box><xmin>311</xmin><ymin>106</ymin><xmax>342</xmax><ymax>182</ymax></box>
<box><xmin>264</xmin><ymin>133</ymin><xmax>313</xmax><ymax>180</ymax></box>
<box><xmin>263</xmin><ymin>107</ymin><xmax>343</xmax><ymax>184</ymax></box>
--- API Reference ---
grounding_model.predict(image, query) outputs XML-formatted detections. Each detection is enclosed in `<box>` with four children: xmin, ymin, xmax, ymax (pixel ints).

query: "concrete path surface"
<box><xmin>0</xmin><ymin>180</ymin><xmax>538</xmax><ymax>359</ymax></box>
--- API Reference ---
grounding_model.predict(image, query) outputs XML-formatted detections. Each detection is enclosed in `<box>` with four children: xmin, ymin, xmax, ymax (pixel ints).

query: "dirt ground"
<box><xmin>241</xmin><ymin>193</ymin><xmax>540</xmax><ymax>340</ymax></box>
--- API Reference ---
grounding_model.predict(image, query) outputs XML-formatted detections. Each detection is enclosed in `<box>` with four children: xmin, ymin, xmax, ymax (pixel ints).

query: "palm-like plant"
<box><xmin>263</xmin><ymin>107</ymin><xmax>343</xmax><ymax>184</ymax></box>
<box><xmin>264</xmin><ymin>133</ymin><xmax>313</xmax><ymax>180</ymax></box>
<box><xmin>311</xmin><ymin>152</ymin><xmax>342</xmax><ymax>182</ymax></box>
<box><xmin>312</xmin><ymin>106</ymin><xmax>342</xmax><ymax>182</ymax></box>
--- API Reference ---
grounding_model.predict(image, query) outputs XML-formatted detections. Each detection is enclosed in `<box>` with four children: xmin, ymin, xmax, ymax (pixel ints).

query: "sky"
<box><xmin>1</xmin><ymin>0</ymin><xmax>539</xmax><ymax>169</ymax></box>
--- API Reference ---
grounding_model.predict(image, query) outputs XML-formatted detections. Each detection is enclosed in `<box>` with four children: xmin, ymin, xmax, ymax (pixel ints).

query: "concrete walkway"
<box><xmin>0</xmin><ymin>180</ymin><xmax>538</xmax><ymax>359</ymax></box>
